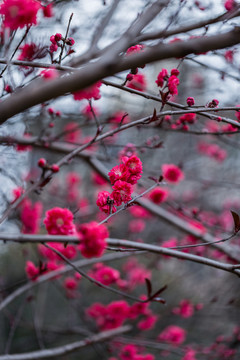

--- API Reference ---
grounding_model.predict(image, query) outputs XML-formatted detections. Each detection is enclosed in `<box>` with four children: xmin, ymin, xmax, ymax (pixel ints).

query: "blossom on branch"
<box><xmin>162</xmin><ymin>164</ymin><xmax>184</xmax><ymax>184</ymax></box>
<box><xmin>0</xmin><ymin>0</ymin><xmax>41</xmax><ymax>30</ymax></box>
<box><xmin>78</xmin><ymin>221</ymin><xmax>108</xmax><ymax>258</ymax></box>
<box><xmin>73</xmin><ymin>81</ymin><xmax>102</xmax><ymax>101</ymax></box>
<box><xmin>43</xmin><ymin>207</ymin><xmax>76</xmax><ymax>235</ymax></box>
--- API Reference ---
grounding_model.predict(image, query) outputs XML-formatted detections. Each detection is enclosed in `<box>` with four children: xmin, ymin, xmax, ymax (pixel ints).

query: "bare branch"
<box><xmin>0</xmin><ymin>326</ymin><xmax>131</xmax><ymax>360</ymax></box>
<box><xmin>0</xmin><ymin>27</ymin><xmax>240</xmax><ymax>123</ymax></box>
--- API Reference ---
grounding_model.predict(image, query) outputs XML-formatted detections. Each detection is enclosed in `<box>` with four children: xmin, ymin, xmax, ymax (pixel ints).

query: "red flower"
<box><xmin>90</xmin><ymin>264</ymin><xmax>120</xmax><ymax>285</ymax></box>
<box><xmin>123</xmin><ymin>155</ymin><xmax>142</xmax><ymax>179</ymax></box>
<box><xmin>112</xmin><ymin>180</ymin><xmax>133</xmax><ymax>206</ymax></box>
<box><xmin>96</xmin><ymin>190</ymin><xmax>116</xmax><ymax>214</ymax></box>
<box><xmin>138</xmin><ymin>314</ymin><xmax>158</xmax><ymax>330</ymax></box>
<box><xmin>0</xmin><ymin>0</ymin><xmax>41</xmax><ymax>30</ymax></box>
<box><xmin>21</xmin><ymin>199</ymin><xmax>42</xmax><ymax>234</ymax></box>
<box><xmin>73</xmin><ymin>81</ymin><xmax>102</xmax><ymax>101</ymax></box>
<box><xmin>149</xmin><ymin>187</ymin><xmax>169</xmax><ymax>204</ymax></box>
<box><xmin>87</xmin><ymin>300</ymin><xmax>129</xmax><ymax>330</ymax></box>
<box><xmin>172</xmin><ymin>299</ymin><xmax>194</xmax><ymax>318</ymax></box>
<box><xmin>108</xmin><ymin>163</ymin><xmax>129</xmax><ymax>185</ymax></box>
<box><xmin>43</xmin><ymin>207</ymin><xmax>75</xmax><ymax>235</ymax></box>
<box><xmin>25</xmin><ymin>260</ymin><xmax>39</xmax><ymax>280</ymax></box>
<box><xmin>168</xmin><ymin>75</ymin><xmax>180</xmax><ymax>95</ymax></box>
<box><xmin>162</xmin><ymin>164</ymin><xmax>184</xmax><ymax>184</ymax></box>
<box><xmin>18</xmin><ymin>43</ymin><xmax>37</xmax><ymax>61</ymax></box>
<box><xmin>158</xmin><ymin>325</ymin><xmax>186</xmax><ymax>346</ymax></box>
<box><xmin>127</xmin><ymin>73</ymin><xmax>146</xmax><ymax>92</ymax></box>
<box><xmin>42</xmin><ymin>3</ymin><xmax>53</xmax><ymax>17</ymax></box>
<box><xmin>78</xmin><ymin>221</ymin><xmax>108</xmax><ymax>258</ymax></box>
<box><xmin>155</xmin><ymin>68</ymin><xmax>168</xmax><ymax>87</ymax></box>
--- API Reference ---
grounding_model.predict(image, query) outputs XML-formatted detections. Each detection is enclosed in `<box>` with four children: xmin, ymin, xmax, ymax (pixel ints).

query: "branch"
<box><xmin>87</xmin><ymin>157</ymin><xmax>240</xmax><ymax>263</ymax></box>
<box><xmin>0</xmin><ymin>234</ymin><xmax>239</xmax><ymax>276</ymax></box>
<box><xmin>0</xmin><ymin>27</ymin><xmax>240</xmax><ymax>122</ymax></box>
<box><xmin>137</xmin><ymin>7</ymin><xmax>240</xmax><ymax>42</ymax></box>
<box><xmin>0</xmin><ymin>252</ymin><xmax>134</xmax><ymax>312</ymax></box>
<box><xmin>0</xmin><ymin>326</ymin><xmax>131</xmax><ymax>360</ymax></box>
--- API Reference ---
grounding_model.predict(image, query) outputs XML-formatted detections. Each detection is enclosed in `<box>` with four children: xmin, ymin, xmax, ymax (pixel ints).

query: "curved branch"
<box><xmin>0</xmin><ymin>27</ymin><xmax>240</xmax><ymax>122</ymax></box>
<box><xmin>0</xmin><ymin>234</ymin><xmax>239</xmax><ymax>276</ymax></box>
<box><xmin>0</xmin><ymin>326</ymin><xmax>131</xmax><ymax>360</ymax></box>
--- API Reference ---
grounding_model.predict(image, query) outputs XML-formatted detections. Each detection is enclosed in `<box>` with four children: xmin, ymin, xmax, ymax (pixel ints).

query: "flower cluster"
<box><xmin>43</xmin><ymin>207</ymin><xmax>76</xmax><ymax>235</ymax></box>
<box><xmin>158</xmin><ymin>325</ymin><xmax>186</xmax><ymax>346</ymax></box>
<box><xmin>88</xmin><ymin>263</ymin><xmax>120</xmax><ymax>285</ymax></box>
<box><xmin>0</xmin><ymin>0</ymin><xmax>41</xmax><ymax>30</ymax></box>
<box><xmin>162</xmin><ymin>164</ymin><xmax>184</xmax><ymax>184</ymax></box>
<box><xmin>149</xmin><ymin>187</ymin><xmax>169</xmax><ymax>204</ymax></box>
<box><xmin>119</xmin><ymin>344</ymin><xmax>155</xmax><ymax>360</ymax></box>
<box><xmin>155</xmin><ymin>68</ymin><xmax>180</xmax><ymax>96</ymax></box>
<box><xmin>78</xmin><ymin>221</ymin><xmax>108</xmax><ymax>258</ymax></box>
<box><xmin>87</xmin><ymin>300</ymin><xmax>129</xmax><ymax>330</ymax></box>
<box><xmin>198</xmin><ymin>141</ymin><xmax>227</xmax><ymax>162</ymax></box>
<box><xmin>73</xmin><ymin>81</ymin><xmax>102</xmax><ymax>101</ymax></box>
<box><xmin>97</xmin><ymin>155</ymin><xmax>143</xmax><ymax>214</ymax></box>
<box><xmin>17</xmin><ymin>42</ymin><xmax>47</xmax><ymax>74</ymax></box>
<box><xmin>21</xmin><ymin>199</ymin><xmax>42</xmax><ymax>234</ymax></box>
<box><xmin>127</xmin><ymin>73</ymin><xmax>147</xmax><ymax>92</ymax></box>
<box><xmin>50</xmin><ymin>32</ymin><xmax>75</xmax><ymax>53</ymax></box>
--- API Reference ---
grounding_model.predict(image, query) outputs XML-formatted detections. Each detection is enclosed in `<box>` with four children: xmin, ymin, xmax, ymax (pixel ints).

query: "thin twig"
<box><xmin>0</xmin><ymin>326</ymin><xmax>131</xmax><ymax>360</ymax></box>
<box><xmin>58</xmin><ymin>13</ymin><xmax>73</xmax><ymax>65</ymax></box>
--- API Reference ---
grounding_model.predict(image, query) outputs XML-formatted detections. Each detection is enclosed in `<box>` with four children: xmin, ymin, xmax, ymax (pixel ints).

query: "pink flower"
<box><xmin>90</xmin><ymin>264</ymin><xmax>120</xmax><ymax>285</ymax></box>
<box><xmin>18</xmin><ymin>43</ymin><xmax>37</xmax><ymax>61</ymax></box>
<box><xmin>109</xmin><ymin>111</ymin><xmax>129</xmax><ymax>124</ymax></box>
<box><xmin>120</xmin><ymin>344</ymin><xmax>138</xmax><ymax>360</ymax></box>
<box><xmin>162</xmin><ymin>164</ymin><xmax>184</xmax><ymax>184</ymax></box>
<box><xmin>40</xmin><ymin>68</ymin><xmax>58</xmax><ymax>80</ymax></box>
<box><xmin>168</xmin><ymin>75</ymin><xmax>180</xmax><ymax>95</ymax></box>
<box><xmin>25</xmin><ymin>260</ymin><xmax>39</xmax><ymax>280</ymax></box>
<box><xmin>171</xmin><ymin>68</ymin><xmax>180</xmax><ymax>76</ymax></box>
<box><xmin>0</xmin><ymin>0</ymin><xmax>41</xmax><ymax>30</ymax></box>
<box><xmin>12</xmin><ymin>186</ymin><xmax>24</xmax><ymax>202</ymax></box>
<box><xmin>224</xmin><ymin>50</ymin><xmax>234</xmax><ymax>63</ymax></box>
<box><xmin>108</xmin><ymin>163</ymin><xmax>129</xmax><ymax>185</ymax></box>
<box><xmin>186</xmin><ymin>97</ymin><xmax>195</xmax><ymax>106</ymax></box>
<box><xmin>179</xmin><ymin>113</ymin><xmax>196</xmax><ymax>124</ymax></box>
<box><xmin>155</xmin><ymin>69</ymin><xmax>168</xmax><ymax>87</ymax></box>
<box><xmin>96</xmin><ymin>190</ymin><xmax>117</xmax><ymax>214</ymax></box>
<box><xmin>224</xmin><ymin>0</ymin><xmax>236</xmax><ymax>11</ymax></box>
<box><xmin>42</xmin><ymin>3</ymin><xmax>53</xmax><ymax>17</ymax></box>
<box><xmin>129</xmin><ymin>205</ymin><xmax>151</xmax><ymax>218</ymax></box>
<box><xmin>73</xmin><ymin>81</ymin><xmax>102</xmax><ymax>101</ymax></box>
<box><xmin>129</xmin><ymin>219</ymin><xmax>145</xmax><ymax>233</ymax></box>
<box><xmin>112</xmin><ymin>180</ymin><xmax>133</xmax><ymax>206</ymax></box>
<box><xmin>127</xmin><ymin>73</ymin><xmax>146</xmax><ymax>92</ymax></box>
<box><xmin>78</xmin><ymin>221</ymin><xmax>108</xmax><ymax>258</ymax></box>
<box><xmin>64</xmin><ymin>277</ymin><xmax>78</xmax><ymax>290</ymax></box>
<box><xmin>149</xmin><ymin>187</ymin><xmax>169</xmax><ymax>204</ymax></box>
<box><xmin>21</xmin><ymin>199</ymin><xmax>42</xmax><ymax>234</ymax></box>
<box><xmin>126</xmin><ymin>44</ymin><xmax>144</xmax><ymax>55</ymax></box>
<box><xmin>158</xmin><ymin>325</ymin><xmax>186</xmax><ymax>346</ymax></box>
<box><xmin>43</xmin><ymin>207</ymin><xmax>75</xmax><ymax>235</ymax></box>
<box><xmin>63</xmin><ymin>122</ymin><xmax>81</xmax><ymax>143</ymax></box>
<box><xmin>123</xmin><ymin>155</ymin><xmax>143</xmax><ymax>183</ymax></box>
<box><xmin>182</xmin><ymin>348</ymin><xmax>197</xmax><ymax>360</ymax></box>
<box><xmin>92</xmin><ymin>172</ymin><xmax>108</xmax><ymax>185</ymax></box>
<box><xmin>172</xmin><ymin>299</ymin><xmax>194</xmax><ymax>318</ymax></box>
<box><xmin>138</xmin><ymin>314</ymin><xmax>158</xmax><ymax>330</ymax></box>
<box><xmin>87</xmin><ymin>300</ymin><xmax>129</xmax><ymax>330</ymax></box>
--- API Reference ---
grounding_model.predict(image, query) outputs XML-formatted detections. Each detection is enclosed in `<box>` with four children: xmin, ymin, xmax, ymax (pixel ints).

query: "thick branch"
<box><xmin>0</xmin><ymin>326</ymin><xmax>131</xmax><ymax>360</ymax></box>
<box><xmin>0</xmin><ymin>252</ymin><xmax>133</xmax><ymax>312</ymax></box>
<box><xmin>0</xmin><ymin>27</ymin><xmax>240</xmax><ymax>122</ymax></box>
<box><xmin>0</xmin><ymin>234</ymin><xmax>239</xmax><ymax>276</ymax></box>
<box><xmin>87</xmin><ymin>157</ymin><xmax>240</xmax><ymax>262</ymax></box>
